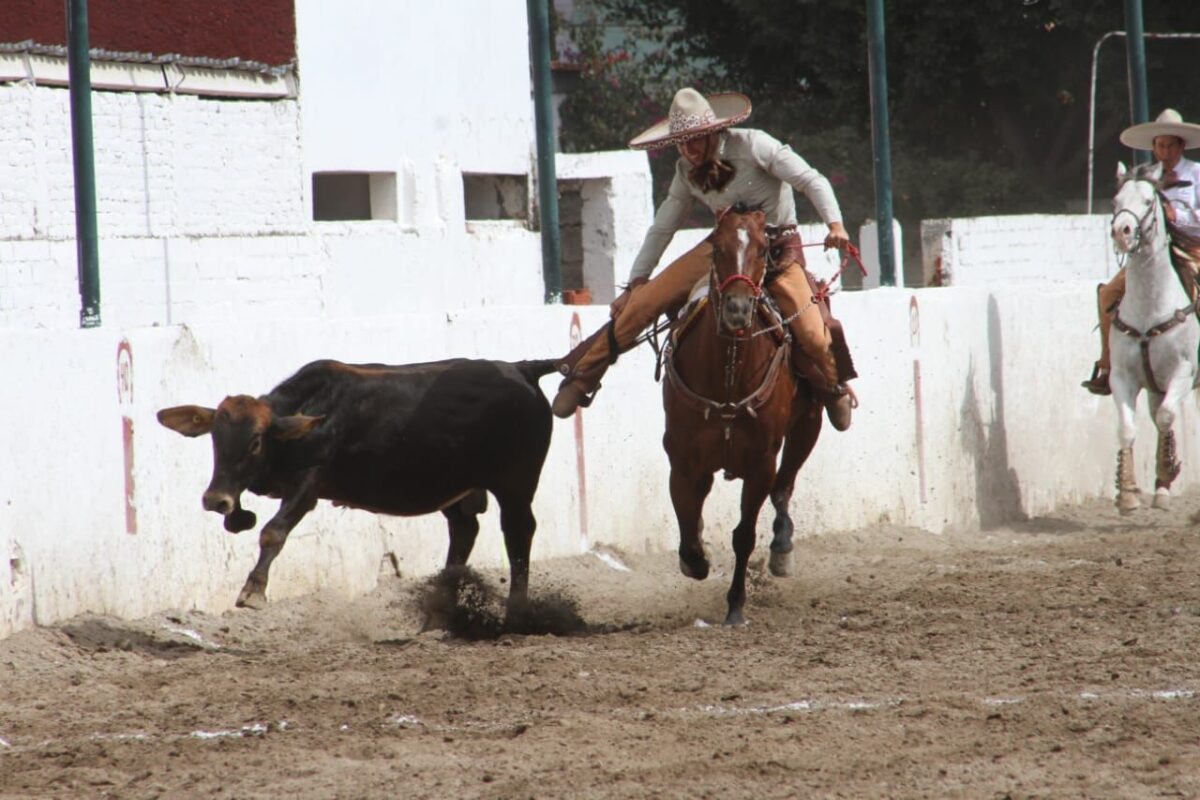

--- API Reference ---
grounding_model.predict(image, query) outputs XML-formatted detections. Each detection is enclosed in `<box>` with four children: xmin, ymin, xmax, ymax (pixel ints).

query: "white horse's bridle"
<box><xmin>1112</xmin><ymin>177</ymin><xmax>1162</xmax><ymax>258</ymax></box>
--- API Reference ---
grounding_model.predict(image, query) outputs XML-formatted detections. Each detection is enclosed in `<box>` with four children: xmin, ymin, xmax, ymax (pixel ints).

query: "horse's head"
<box><xmin>711</xmin><ymin>204</ymin><xmax>769</xmax><ymax>335</ymax></box>
<box><xmin>1112</xmin><ymin>161</ymin><xmax>1165</xmax><ymax>254</ymax></box>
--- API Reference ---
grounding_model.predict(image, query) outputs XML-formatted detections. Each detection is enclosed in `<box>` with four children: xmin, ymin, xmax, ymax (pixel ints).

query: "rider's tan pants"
<box><xmin>1095</xmin><ymin>269</ymin><xmax>1126</xmax><ymax>372</ymax></box>
<box><xmin>570</xmin><ymin>239</ymin><xmax>839</xmax><ymax>391</ymax></box>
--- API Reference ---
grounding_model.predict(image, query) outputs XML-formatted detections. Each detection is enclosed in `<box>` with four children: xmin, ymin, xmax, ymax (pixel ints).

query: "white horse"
<box><xmin>1109</xmin><ymin>161</ymin><xmax>1199</xmax><ymax>513</ymax></box>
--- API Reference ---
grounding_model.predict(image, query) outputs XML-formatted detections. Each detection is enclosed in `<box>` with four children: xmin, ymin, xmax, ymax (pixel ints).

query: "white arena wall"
<box><xmin>0</xmin><ymin>282</ymin><xmax>1184</xmax><ymax>639</ymax></box>
<box><xmin>922</xmin><ymin>214</ymin><xmax>1121</xmax><ymax>287</ymax></box>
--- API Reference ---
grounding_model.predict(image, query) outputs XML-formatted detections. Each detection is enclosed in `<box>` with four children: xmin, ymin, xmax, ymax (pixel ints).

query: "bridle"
<box><xmin>709</xmin><ymin>210</ymin><xmax>767</xmax><ymax>340</ymax></box>
<box><xmin>1111</xmin><ymin>176</ymin><xmax>1164</xmax><ymax>259</ymax></box>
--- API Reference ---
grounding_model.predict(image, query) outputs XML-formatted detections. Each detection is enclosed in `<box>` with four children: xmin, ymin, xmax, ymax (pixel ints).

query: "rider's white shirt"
<box><xmin>627</xmin><ymin>128</ymin><xmax>843</xmax><ymax>282</ymax></box>
<box><xmin>1164</xmin><ymin>156</ymin><xmax>1200</xmax><ymax>239</ymax></box>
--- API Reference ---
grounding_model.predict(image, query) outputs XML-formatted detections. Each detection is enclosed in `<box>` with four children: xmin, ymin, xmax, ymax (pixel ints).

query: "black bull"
<box><xmin>158</xmin><ymin>358</ymin><xmax>558</xmax><ymax>610</ymax></box>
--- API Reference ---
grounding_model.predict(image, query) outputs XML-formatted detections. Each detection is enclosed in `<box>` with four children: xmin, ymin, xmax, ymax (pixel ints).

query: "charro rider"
<box><xmin>551</xmin><ymin>87</ymin><xmax>859</xmax><ymax>429</ymax></box>
<box><xmin>1083</xmin><ymin>108</ymin><xmax>1200</xmax><ymax>395</ymax></box>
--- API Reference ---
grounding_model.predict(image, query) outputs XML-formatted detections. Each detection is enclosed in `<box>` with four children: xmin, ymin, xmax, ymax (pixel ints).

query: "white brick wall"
<box><xmin>0</xmin><ymin>80</ymin><xmax>564</xmax><ymax>330</ymax></box>
<box><xmin>922</xmin><ymin>214</ymin><xmax>1120</xmax><ymax>287</ymax></box>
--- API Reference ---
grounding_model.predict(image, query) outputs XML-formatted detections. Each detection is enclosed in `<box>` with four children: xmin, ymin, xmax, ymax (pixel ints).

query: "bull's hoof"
<box><xmin>1117</xmin><ymin>490</ymin><xmax>1141</xmax><ymax>515</ymax></box>
<box><xmin>678</xmin><ymin>552</ymin><xmax>709</xmax><ymax>581</ymax></box>
<box><xmin>1152</xmin><ymin>490</ymin><xmax>1171</xmax><ymax>511</ymax></box>
<box><xmin>235</xmin><ymin>585</ymin><xmax>267</xmax><ymax>609</ymax></box>
<box><xmin>768</xmin><ymin>549</ymin><xmax>793</xmax><ymax>577</ymax></box>
<box><xmin>224</xmin><ymin>509</ymin><xmax>257</xmax><ymax>533</ymax></box>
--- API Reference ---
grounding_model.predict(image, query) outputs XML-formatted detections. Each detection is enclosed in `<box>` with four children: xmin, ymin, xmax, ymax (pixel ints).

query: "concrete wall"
<box><xmin>921</xmin><ymin>214</ymin><xmax>1120</xmax><ymax>287</ymax></box>
<box><xmin>0</xmin><ymin>283</ymin><xmax>1181</xmax><ymax>639</ymax></box>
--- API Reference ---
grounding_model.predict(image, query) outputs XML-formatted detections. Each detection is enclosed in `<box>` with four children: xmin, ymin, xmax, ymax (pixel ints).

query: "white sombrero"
<box><xmin>629</xmin><ymin>88</ymin><xmax>751</xmax><ymax>151</ymax></box>
<box><xmin>1120</xmin><ymin>108</ymin><xmax>1200</xmax><ymax>151</ymax></box>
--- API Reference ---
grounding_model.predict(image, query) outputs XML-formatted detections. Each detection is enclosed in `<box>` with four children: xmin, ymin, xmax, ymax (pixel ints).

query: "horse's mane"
<box><xmin>1122</xmin><ymin>162</ymin><xmax>1163</xmax><ymax>188</ymax></box>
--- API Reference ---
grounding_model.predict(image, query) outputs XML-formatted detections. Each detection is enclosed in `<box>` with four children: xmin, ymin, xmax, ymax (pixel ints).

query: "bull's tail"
<box><xmin>514</xmin><ymin>358</ymin><xmax>564</xmax><ymax>384</ymax></box>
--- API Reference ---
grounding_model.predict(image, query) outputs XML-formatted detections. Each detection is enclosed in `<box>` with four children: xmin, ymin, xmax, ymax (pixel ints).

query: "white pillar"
<box><xmin>858</xmin><ymin>219</ymin><xmax>904</xmax><ymax>288</ymax></box>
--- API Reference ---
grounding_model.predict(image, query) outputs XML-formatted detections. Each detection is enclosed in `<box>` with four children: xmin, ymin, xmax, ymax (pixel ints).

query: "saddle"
<box><xmin>1168</xmin><ymin>226</ymin><xmax>1200</xmax><ymax>303</ymax></box>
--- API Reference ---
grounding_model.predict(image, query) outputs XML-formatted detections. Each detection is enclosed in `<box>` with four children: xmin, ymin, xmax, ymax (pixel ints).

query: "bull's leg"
<box><xmin>768</xmin><ymin>398</ymin><xmax>822</xmax><ymax>577</ymax></box>
<box><xmin>669</xmin><ymin>465</ymin><xmax>714</xmax><ymax>581</ymax></box>
<box><xmin>237</xmin><ymin>477</ymin><xmax>319</xmax><ymax>609</ymax></box>
<box><xmin>726</xmin><ymin>466</ymin><xmax>773</xmax><ymax>627</ymax></box>
<box><xmin>443</xmin><ymin>490</ymin><xmax>488</xmax><ymax>567</ymax></box>
<box><xmin>495</xmin><ymin>490</ymin><xmax>537</xmax><ymax>611</ymax></box>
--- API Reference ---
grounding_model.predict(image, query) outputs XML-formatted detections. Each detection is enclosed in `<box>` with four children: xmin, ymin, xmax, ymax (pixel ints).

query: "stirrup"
<box><xmin>1081</xmin><ymin>363</ymin><xmax>1111</xmax><ymax>396</ymax></box>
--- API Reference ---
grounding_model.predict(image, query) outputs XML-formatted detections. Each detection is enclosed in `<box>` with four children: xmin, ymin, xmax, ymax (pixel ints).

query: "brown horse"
<box><xmin>662</xmin><ymin>205</ymin><xmax>823</xmax><ymax>625</ymax></box>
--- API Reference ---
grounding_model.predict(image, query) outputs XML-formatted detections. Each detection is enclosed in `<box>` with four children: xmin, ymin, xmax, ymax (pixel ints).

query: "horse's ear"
<box><xmin>1148</xmin><ymin>161</ymin><xmax>1164</xmax><ymax>182</ymax></box>
<box><xmin>1116</xmin><ymin>161</ymin><xmax>1128</xmax><ymax>182</ymax></box>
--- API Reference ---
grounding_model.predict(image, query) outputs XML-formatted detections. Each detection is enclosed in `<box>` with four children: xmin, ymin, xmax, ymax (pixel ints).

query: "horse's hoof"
<box><xmin>235</xmin><ymin>586</ymin><xmax>267</xmax><ymax>609</ymax></box>
<box><xmin>1152</xmin><ymin>491</ymin><xmax>1171</xmax><ymax>511</ymax></box>
<box><xmin>768</xmin><ymin>549</ymin><xmax>793</xmax><ymax>577</ymax></box>
<box><xmin>1117</xmin><ymin>491</ymin><xmax>1141</xmax><ymax>515</ymax></box>
<box><xmin>678</xmin><ymin>554</ymin><xmax>709</xmax><ymax>581</ymax></box>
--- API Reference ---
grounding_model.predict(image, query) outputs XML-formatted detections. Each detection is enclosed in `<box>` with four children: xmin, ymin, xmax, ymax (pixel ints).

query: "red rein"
<box><xmin>717</xmin><ymin>273</ymin><xmax>762</xmax><ymax>296</ymax></box>
<box><xmin>801</xmin><ymin>242</ymin><xmax>868</xmax><ymax>303</ymax></box>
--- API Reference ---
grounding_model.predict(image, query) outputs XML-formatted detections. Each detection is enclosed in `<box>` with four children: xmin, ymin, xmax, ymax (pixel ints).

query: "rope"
<box><xmin>749</xmin><ymin>241</ymin><xmax>869</xmax><ymax>339</ymax></box>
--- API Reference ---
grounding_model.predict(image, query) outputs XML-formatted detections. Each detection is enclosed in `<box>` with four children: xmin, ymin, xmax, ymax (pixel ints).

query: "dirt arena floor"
<box><xmin>3</xmin><ymin>492</ymin><xmax>1200</xmax><ymax>799</ymax></box>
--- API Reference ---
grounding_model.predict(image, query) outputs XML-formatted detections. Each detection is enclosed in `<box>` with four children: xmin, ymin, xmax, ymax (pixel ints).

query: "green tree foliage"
<box><xmin>558</xmin><ymin>0</ymin><xmax>1200</xmax><ymax>247</ymax></box>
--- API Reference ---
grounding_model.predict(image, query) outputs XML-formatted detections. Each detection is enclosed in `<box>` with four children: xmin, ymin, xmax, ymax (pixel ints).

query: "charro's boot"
<box><xmin>825</xmin><ymin>316</ymin><xmax>858</xmax><ymax>431</ymax></box>
<box><xmin>1084</xmin><ymin>280</ymin><xmax>1120</xmax><ymax>396</ymax></box>
<box><xmin>785</xmin><ymin>326</ymin><xmax>852</xmax><ymax>431</ymax></box>
<box><xmin>552</xmin><ymin>324</ymin><xmax>617</xmax><ymax>418</ymax></box>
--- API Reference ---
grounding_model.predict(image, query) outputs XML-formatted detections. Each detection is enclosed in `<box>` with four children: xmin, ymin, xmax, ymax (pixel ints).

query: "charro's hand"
<box><xmin>610</xmin><ymin>276</ymin><xmax>649</xmax><ymax>318</ymax></box>
<box><xmin>824</xmin><ymin>221</ymin><xmax>850</xmax><ymax>251</ymax></box>
<box><xmin>1165</xmin><ymin>203</ymin><xmax>1178</xmax><ymax>224</ymax></box>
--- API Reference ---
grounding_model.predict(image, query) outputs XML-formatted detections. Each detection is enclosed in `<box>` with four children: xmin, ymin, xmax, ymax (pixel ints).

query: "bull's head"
<box><xmin>158</xmin><ymin>396</ymin><xmax>322</xmax><ymax>531</ymax></box>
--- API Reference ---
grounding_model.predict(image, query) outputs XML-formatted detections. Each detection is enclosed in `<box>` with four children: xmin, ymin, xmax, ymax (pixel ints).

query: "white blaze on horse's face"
<box><xmin>736</xmin><ymin>229</ymin><xmax>750</xmax><ymax>275</ymax></box>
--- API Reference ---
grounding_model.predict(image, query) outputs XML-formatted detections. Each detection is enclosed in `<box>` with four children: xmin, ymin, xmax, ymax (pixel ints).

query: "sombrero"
<box><xmin>1120</xmin><ymin>108</ymin><xmax>1200</xmax><ymax>151</ymax></box>
<box><xmin>629</xmin><ymin>88</ymin><xmax>751</xmax><ymax>151</ymax></box>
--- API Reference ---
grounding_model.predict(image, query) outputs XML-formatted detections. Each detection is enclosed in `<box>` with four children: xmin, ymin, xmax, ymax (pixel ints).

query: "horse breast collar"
<box><xmin>1113</xmin><ymin>297</ymin><xmax>1200</xmax><ymax>394</ymax></box>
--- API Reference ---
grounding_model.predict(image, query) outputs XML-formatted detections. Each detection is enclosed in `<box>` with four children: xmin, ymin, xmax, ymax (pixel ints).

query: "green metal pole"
<box><xmin>1123</xmin><ymin>0</ymin><xmax>1150</xmax><ymax>164</ymax></box>
<box><xmin>67</xmin><ymin>0</ymin><xmax>101</xmax><ymax>327</ymax></box>
<box><xmin>866</xmin><ymin>0</ymin><xmax>896</xmax><ymax>286</ymax></box>
<box><xmin>526</xmin><ymin>0</ymin><xmax>563</xmax><ymax>304</ymax></box>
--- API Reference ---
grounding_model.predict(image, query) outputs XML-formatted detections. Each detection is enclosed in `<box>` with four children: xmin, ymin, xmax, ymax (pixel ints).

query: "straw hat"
<box><xmin>629</xmin><ymin>88</ymin><xmax>751</xmax><ymax>151</ymax></box>
<box><xmin>1120</xmin><ymin>108</ymin><xmax>1200</xmax><ymax>151</ymax></box>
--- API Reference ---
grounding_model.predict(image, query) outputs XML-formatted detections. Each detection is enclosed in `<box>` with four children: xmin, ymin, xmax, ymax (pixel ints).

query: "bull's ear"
<box><xmin>157</xmin><ymin>405</ymin><xmax>216</xmax><ymax>437</ymax></box>
<box><xmin>270</xmin><ymin>414</ymin><xmax>324</xmax><ymax>441</ymax></box>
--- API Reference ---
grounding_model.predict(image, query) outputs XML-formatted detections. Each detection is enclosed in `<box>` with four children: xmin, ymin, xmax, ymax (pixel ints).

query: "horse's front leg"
<box><xmin>726</xmin><ymin>466</ymin><xmax>774</xmax><ymax>627</ymax></box>
<box><xmin>769</xmin><ymin>399</ymin><xmax>822</xmax><ymax>577</ymax></box>
<box><xmin>669</xmin><ymin>464</ymin><xmax>714</xmax><ymax>580</ymax></box>
<box><xmin>1110</xmin><ymin>375</ymin><xmax>1140</xmax><ymax>515</ymax></box>
<box><xmin>1149</xmin><ymin>380</ymin><xmax>1187</xmax><ymax>510</ymax></box>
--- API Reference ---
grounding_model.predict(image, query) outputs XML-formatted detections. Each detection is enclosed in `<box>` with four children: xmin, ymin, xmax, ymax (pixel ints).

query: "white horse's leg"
<box><xmin>1111</xmin><ymin>378</ymin><xmax>1141</xmax><ymax>514</ymax></box>
<box><xmin>1151</xmin><ymin>380</ymin><xmax>1188</xmax><ymax>510</ymax></box>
